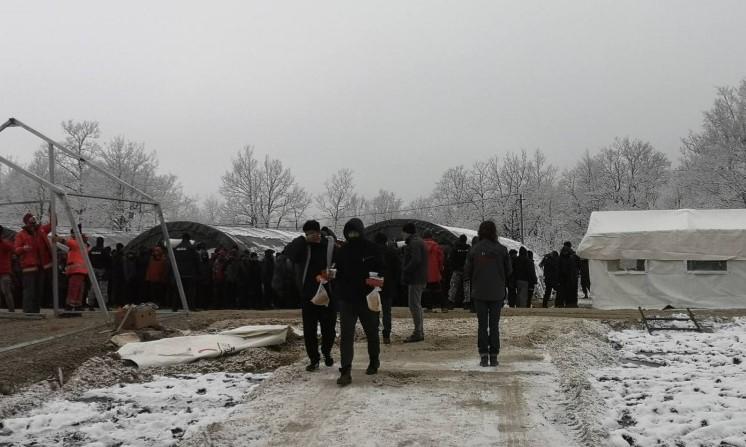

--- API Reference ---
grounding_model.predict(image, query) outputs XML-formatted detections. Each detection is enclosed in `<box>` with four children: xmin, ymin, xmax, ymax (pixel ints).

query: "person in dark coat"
<box><xmin>513</xmin><ymin>247</ymin><xmax>532</xmax><ymax>308</ymax></box>
<box><xmin>110</xmin><ymin>243</ymin><xmax>126</xmax><ymax>307</ymax></box>
<box><xmin>262</xmin><ymin>249</ymin><xmax>276</xmax><ymax>308</ymax></box>
<box><xmin>540</xmin><ymin>251</ymin><xmax>559</xmax><ymax>308</ymax></box>
<box><xmin>401</xmin><ymin>222</ymin><xmax>428</xmax><ymax>343</ymax></box>
<box><xmin>527</xmin><ymin>251</ymin><xmax>538</xmax><ymax>307</ymax></box>
<box><xmin>506</xmin><ymin>249</ymin><xmax>518</xmax><ymax>307</ymax></box>
<box><xmin>196</xmin><ymin>244</ymin><xmax>211</xmax><ymax>309</ymax></box>
<box><xmin>447</xmin><ymin>234</ymin><xmax>471</xmax><ymax>309</ymax></box>
<box><xmin>87</xmin><ymin>237</ymin><xmax>111</xmax><ymax>310</ymax></box>
<box><xmin>464</xmin><ymin>220</ymin><xmax>512</xmax><ymax>367</ymax></box>
<box><xmin>285</xmin><ymin>220</ymin><xmax>337</xmax><ymax>371</ymax></box>
<box><xmin>333</xmin><ymin>218</ymin><xmax>384</xmax><ymax>386</ymax></box>
<box><xmin>246</xmin><ymin>252</ymin><xmax>264</xmax><ymax>309</ymax></box>
<box><xmin>557</xmin><ymin>242</ymin><xmax>580</xmax><ymax>308</ymax></box>
<box><xmin>374</xmin><ymin>232</ymin><xmax>401</xmax><ymax>344</ymax></box>
<box><xmin>580</xmin><ymin>258</ymin><xmax>591</xmax><ymax>299</ymax></box>
<box><xmin>172</xmin><ymin>233</ymin><xmax>200</xmax><ymax>311</ymax></box>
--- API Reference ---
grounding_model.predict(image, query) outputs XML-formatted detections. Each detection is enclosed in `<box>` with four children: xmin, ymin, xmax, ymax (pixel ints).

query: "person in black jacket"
<box><xmin>285</xmin><ymin>220</ymin><xmax>337</xmax><ymax>372</ymax></box>
<box><xmin>374</xmin><ymin>232</ymin><xmax>401</xmax><ymax>345</ymax></box>
<box><xmin>580</xmin><ymin>258</ymin><xmax>591</xmax><ymax>299</ymax></box>
<box><xmin>506</xmin><ymin>249</ymin><xmax>518</xmax><ymax>307</ymax></box>
<box><xmin>447</xmin><ymin>234</ymin><xmax>471</xmax><ymax>308</ymax></box>
<box><xmin>173</xmin><ymin>233</ymin><xmax>200</xmax><ymax>311</ymax></box>
<box><xmin>334</xmin><ymin>218</ymin><xmax>384</xmax><ymax>386</ymax></box>
<box><xmin>87</xmin><ymin>237</ymin><xmax>111</xmax><ymax>310</ymax></box>
<box><xmin>540</xmin><ymin>251</ymin><xmax>559</xmax><ymax>308</ymax></box>
<box><xmin>262</xmin><ymin>249</ymin><xmax>276</xmax><ymax>308</ymax></box>
<box><xmin>557</xmin><ymin>242</ymin><xmax>580</xmax><ymax>308</ymax></box>
<box><xmin>513</xmin><ymin>247</ymin><xmax>532</xmax><ymax>308</ymax></box>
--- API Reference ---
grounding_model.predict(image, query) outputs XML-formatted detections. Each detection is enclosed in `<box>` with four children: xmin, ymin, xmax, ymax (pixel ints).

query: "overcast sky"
<box><xmin>2</xmin><ymin>1</ymin><xmax>745</xmax><ymax>203</ymax></box>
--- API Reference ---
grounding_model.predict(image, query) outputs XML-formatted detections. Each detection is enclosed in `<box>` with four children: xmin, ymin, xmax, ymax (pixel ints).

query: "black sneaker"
<box><xmin>337</xmin><ymin>371</ymin><xmax>352</xmax><ymax>386</ymax></box>
<box><xmin>324</xmin><ymin>355</ymin><xmax>334</xmax><ymax>367</ymax></box>
<box><xmin>366</xmin><ymin>360</ymin><xmax>380</xmax><ymax>375</ymax></box>
<box><xmin>382</xmin><ymin>336</ymin><xmax>391</xmax><ymax>345</ymax></box>
<box><xmin>403</xmin><ymin>335</ymin><xmax>424</xmax><ymax>343</ymax></box>
<box><xmin>489</xmin><ymin>355</ymin><xmax>498</xmax><ymax>367</ymax></box>
<box><xmin>480</xmin><ymin>355</ymin><xmax>489</xmax><ymax>367</ymax></box>
<box><xmin>305</xmin><ymin>361</ymin><xmax>320</xmax><ymax>372</ymax></box>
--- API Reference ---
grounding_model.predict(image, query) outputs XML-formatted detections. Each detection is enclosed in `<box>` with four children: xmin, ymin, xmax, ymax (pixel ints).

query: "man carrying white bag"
<box><xmin>332</xmin><ymin>218</ymin><xmax>385</xmax><ymax>387</ymax></box>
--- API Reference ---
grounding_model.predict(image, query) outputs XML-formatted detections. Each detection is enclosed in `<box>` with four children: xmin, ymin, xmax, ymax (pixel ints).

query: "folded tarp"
<box><xmin>118</xmin><ymin>325</ymin><xmax>291</xmax><ymax>368</ymax></box>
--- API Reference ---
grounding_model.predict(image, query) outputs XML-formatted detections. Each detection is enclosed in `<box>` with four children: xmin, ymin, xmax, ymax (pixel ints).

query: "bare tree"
<box><xmin>316</xmin><ymin>168</ymin><xmax>357</xmax><ymax>232</ymax></box>
<box><xmin>282</xmin><ymin>185</ymin><xmax>312</xmax><ymax>230</ymax></box>
<box><xmin>679</xmin><ymin>80</ymin><xmax>746</xmax><ymax>207</ymax></box>
<box><xmin>57</xmin><ymin>120</ymin><xmax>101</xmax><ymax>221</ymax></box>
<box><xmin>257</xmin><ymin>155</ymin><xmax>295</xmax><ymax>228</ymax></box>
<box><xmin>367</xmin><ymin>189</ymin><xmax>403</xmax><ymax>223</ymax></box>
<box><xmin>220</xmin><ymin>146</ymin><xmax>260</xmax><ymax>225</ymax></box>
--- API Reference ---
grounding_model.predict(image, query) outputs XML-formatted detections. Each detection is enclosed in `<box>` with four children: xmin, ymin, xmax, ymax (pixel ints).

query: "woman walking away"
<box><xmin>464</xmin><ymin>221</ymin><xmax>512</xmax><ymax>367</ymax></box>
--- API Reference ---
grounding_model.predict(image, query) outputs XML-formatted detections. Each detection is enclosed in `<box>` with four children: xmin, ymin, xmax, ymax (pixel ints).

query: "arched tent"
<box><xmin>363</xmin><ymin>218</ymin><xmax>524</xmax><ymax>251</ymax></box>
<box><xmin>124</xmin><ymin>221</ymin><xmax>301</xmax><ymax>255</ymax></box>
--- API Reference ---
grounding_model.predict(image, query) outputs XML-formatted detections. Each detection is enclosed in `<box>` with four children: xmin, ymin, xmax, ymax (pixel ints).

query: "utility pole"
<box><xmin>518</xmin><ymin>194</ymin><xmax>525</xmax><ymax>244</ymax></box>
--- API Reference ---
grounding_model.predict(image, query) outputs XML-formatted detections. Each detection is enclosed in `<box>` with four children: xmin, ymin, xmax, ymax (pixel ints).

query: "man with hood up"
<box><xmin>333</xmin><ymin>218</ymin><xmax>384</xmax><ymax>386</ymax></box>
<box><xmin>557</xmin><ymin>241</ymin><xmax>580</xmax><ymax>308</ymax></box>
<box><xmin>285</xmin><ymin>220</ymin><xmax>337</xmax><ymax>372</ymax></box>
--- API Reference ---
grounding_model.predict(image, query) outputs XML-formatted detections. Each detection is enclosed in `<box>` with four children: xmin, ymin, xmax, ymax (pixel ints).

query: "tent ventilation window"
<box><xmin>607</xmin><ymin>259</ymin><xmax>646</xmax><ymax>273</ymax></box>
<box><xmin>686</xmin><ymin>260</ymin><xmax>727</xmax><ymax>273</ymax></box>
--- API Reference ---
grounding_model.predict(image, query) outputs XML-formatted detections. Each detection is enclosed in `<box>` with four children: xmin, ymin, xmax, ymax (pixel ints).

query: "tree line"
<box><xmin>1</xmin><ymin>79</ymin><xmax>744</xmax><ymax>251</ymax></box>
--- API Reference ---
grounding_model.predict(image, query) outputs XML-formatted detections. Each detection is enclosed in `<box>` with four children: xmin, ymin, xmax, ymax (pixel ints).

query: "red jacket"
<box><xmin>145</xmin><ymin>247</ymin><xmax>169</xmax><ymax>283</ymax></box>
<box><xmin>0</xmin><ymin>239</ymin><xmax>14</xmax><ymax>275</ymax></box>
<box><xmin>64</xmin><ymin>238</ymin><xmax>88</xmax><ymax>276</ymax></box>
<box><xmin>14</xmin><ymin>224</ymin><xmax>52</xmax><ymax>272</ymax></box>
<box><xmin>424</xmin><ymin>238</ymin><xmax>444</xmax><ymax>284</ymax></box>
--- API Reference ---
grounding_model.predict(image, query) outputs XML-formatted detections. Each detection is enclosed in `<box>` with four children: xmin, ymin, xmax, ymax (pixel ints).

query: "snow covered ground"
<box><xmin>591</xmin><ymin>318</ymin><xmax>746</xmax><ymax>447</ymax></box>
<box><xmin>0</xmin><ymin>372</ymin><xmax>269</xmax><ymax>447</ymax></box>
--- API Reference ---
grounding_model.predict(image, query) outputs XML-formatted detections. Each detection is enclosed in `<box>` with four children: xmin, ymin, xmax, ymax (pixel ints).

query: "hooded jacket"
<box><xmin>464</xmin><ymin>239</ymin><xmax>512</xmax><ymax>302</ymax></box>
<box><xmin>334</xmin><ymin>218</ymin><xmax>383</xmax><ymax>303</ymax></box>
<box><xmin>64</xmin><ymin>238</ymin><xmax>88</xmax><ymax>276</ymax></box>
<box><xmin>558</xmin><ymin>246</ymin><xmax>579</xmax><ymax>287</ymax></box>
<box><xmin>423</xmin><ymin>237</ymin><xmax>444</xmax><ymax>284</ymax></box>
<box><xmin>285</xmin><ymin>233</ymin><xmax>335</xmax><ymax>300</ymax></box>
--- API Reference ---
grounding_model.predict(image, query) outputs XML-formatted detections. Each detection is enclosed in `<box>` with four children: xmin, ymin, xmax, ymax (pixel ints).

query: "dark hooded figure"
<box><xmin>557</xmin><ymin>241</ymin><xmax>580</xmax><ymax>308</ymax></box>
<box><xmin>580</xmin><ymin>258</ymin><xmax>591</xmax><ymax>299</ymax></box>
<box><xmin>285</xmin><ymin>220</ymin><xmax>337</xmax><ymax>371</ymax></box>
<box><xmin>506</xmin><ymin>249</ymin><xmax>518</xmax><ymax>307</ymax></box>
<box><xmin>334</xmin><ymin>218</ymin><xmax>384</xmax><ymax>386</ymax></box>
<box><xmin>540</xmin><ymin>251</ymin><xmax>559</xmax><ymax>308</ymax></box>
<box><xmin>374</xmin><ymin>232</ymin><xmax>401</xmax><ymax>344</ymax></box>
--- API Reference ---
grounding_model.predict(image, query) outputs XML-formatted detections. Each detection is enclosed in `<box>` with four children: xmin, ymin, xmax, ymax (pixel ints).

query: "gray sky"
<box><xmin>2</xmin><ymin>1</ymin><xmax>745</xmax><ymax>202</ymax></box>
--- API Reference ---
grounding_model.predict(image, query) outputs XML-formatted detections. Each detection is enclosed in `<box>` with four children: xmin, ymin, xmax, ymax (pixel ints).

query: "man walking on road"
<box><xmin>333</xmin><ymin>218</ymin><xmax>384</xmax><ymax>386</ymax></box>
<box><xmin>401</xmin><ymin>222</ymin><xmax>428</xmax><ymax>343</ymax></box>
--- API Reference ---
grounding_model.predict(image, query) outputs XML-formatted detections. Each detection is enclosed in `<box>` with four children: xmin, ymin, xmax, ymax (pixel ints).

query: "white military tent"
<box><xmin>577</xmin><ymin>209</ymin><xmax>746</xmax><ymax>309</ymax></box>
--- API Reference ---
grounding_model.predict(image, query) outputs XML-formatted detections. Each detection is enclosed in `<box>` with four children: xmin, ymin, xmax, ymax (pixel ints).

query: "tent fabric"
<box><xmin>124</xmin><ymin>221</ymin><xmax>300</xmax><ymax>254</ymax></box>
<box><xmin>117</xmin><ymin>325</ymin><xmax>291</xmax><ymax>368</ymax></box>
<box><xmin>577</xmin><ymin>209</ymin><xmax>746</xmax><ymax>261</ymax></box>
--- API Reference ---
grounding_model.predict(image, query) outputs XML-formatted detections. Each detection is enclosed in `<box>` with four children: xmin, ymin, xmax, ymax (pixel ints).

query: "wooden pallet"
<box><xmin>638</xmin><ymin>307</ymin><xmax>703</xmax><ymax>334</ymax></box>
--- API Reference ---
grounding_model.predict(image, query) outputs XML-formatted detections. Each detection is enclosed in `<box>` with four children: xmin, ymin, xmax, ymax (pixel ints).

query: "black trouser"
<box><xmin>302</xmin><ymin>301</ymin><xmax>337</xmax><ymax>363</ymax></box>
<box><xmin>22</xmin><ymin>268</ymin><xmax>50</xmax><ymax>314</ymax></box>
<box><xmin>542</xmin><ymin>281</ymin><xmax>555</xmax><ymax>308</ymax></box>
<box><xmin>339</xmin><ymin>299</ymin><xmax>379</xmax><ymax>373</ymax></box>
<box><xmin>423</xmin><ymin>282</ymin><xmax>447</xmax><ymax>310</ymax></box>
<box><xmin>262</xmin><ymin>281</ymin><xmax>274</xmax><ymax>309</ymax></box>
<box><xmin>172</xmin><ymin>276</ymin><xmax>196</xmax><ymax>310</ymax></box>
<box><xmin>507</xmin><ymin>283</ymin><xmax>517</xmax><ymax>307</ymax></box>
<box><xmin>475</xmin><ymin>299</ymin><xmax>501</xmax><ymax>355</ymax></box>
<box><xmin>381</xmin><ymin>287</ymin><xmax>395</xmax><ymax>338</ymax></box>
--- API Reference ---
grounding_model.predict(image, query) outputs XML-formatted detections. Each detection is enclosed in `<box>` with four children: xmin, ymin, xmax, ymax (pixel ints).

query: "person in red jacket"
<box><xmin>0</xmin><ymin>226</ymin><xmax>16</xmax><ymax>312</ymax></box>
<box><xmin>422</xmin><ymin>230</ymin><xmax>447</xmax><ymax>313</ymax></box>
<box><xmin>53</xmin><ymin>230</ymin><xmax>88</xmax><ymax>310</ymax></box>
<box><xmin>14</xmin><ymin>213</ymin><xmax>52</xmax><ymax>313</ymax></box>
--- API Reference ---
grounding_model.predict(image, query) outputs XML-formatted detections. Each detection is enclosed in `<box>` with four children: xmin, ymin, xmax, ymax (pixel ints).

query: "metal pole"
<box><xmin>519</xmin><ymin>193</ymin><xmax>524</xmax><ymax>244</ymax></box>
<box><xmin>0</xmin><ymin>200</ymin><xmax>49</xmax><ymax>207</ymax></box>
<box><xmin>49</xmin><ymin>143</ymin><xmax>59</xmax><ymax>315</ymax></box>
<box><xmin>156</xmin><ymin>204</ymin><xmax>189</xmax><ymax>313</ymax></box>
<box><xmin>66</xmin><ymin>192</ymin><xmax>158</xmax><ymax>206</ymax></box>
<box><xmin>60</xmin><ymin>194</ymin><xmax>110</xmax><ymax>321</ymax></box>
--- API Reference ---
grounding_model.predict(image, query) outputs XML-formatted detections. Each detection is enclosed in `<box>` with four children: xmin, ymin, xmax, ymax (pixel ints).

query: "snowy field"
<box><xmin>592</xmin><ymin>318</ymin><xmax>746</xmax><ymax>447</ymax></box>
<box><xmin>0</xmin><ymin>372</ymin><xmax>269</xmax><ymax>447</ymax></box>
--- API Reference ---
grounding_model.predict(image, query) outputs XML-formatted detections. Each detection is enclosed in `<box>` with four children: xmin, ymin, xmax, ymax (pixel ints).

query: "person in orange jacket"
<box><xmin>0</xmin><ymin>226</ymin><xmax>16</xmax><ymax>312</ymax></box>
<box><xmin>422</xmin><ymin>230</ymin><xmax>447</xmax><ymax>313</ymax></box>
<box><xmin>14</xmin><ymin>213</ymin><xmax>52</xmax><ymax>313</ymax></box>
<box><xmin>53</xmin><ymin>230</ymin><xmax>89</xmax><ymax>310</ymax></box>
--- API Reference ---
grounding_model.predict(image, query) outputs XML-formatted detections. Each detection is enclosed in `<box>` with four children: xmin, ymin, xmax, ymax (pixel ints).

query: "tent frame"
<box><xmin>0</xmin><ymin>118</ymin><xmax>189</xmax><ymax>320</ymax></box>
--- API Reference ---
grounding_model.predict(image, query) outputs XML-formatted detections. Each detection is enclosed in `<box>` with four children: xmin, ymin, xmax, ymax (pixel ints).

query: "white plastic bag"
<box><xmin>366</xmin><ymin>287</ymin><xmax>381</xmax><ymax>312</ymax></box>
<box><xmin>311</xmin><ymin>283</ymin><xmax>330</xmax><ymax>307</ymax></box>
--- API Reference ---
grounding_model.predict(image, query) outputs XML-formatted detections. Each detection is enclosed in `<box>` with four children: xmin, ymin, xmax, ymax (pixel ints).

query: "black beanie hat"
<box><xmin>302</xmin><ymin>220</ymin><xmax>321</xmax><ymax>232</ymax></box>
<box><xmin>402</xmin><ymin>222</ymin><xmax>416</xmax><ymax>235</ymax></box>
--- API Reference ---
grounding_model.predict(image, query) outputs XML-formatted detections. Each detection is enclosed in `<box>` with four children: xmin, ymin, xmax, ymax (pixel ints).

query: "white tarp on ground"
<box><xmin>117</xmin><ymin>325</ymin><xmax>291</xmax><ymax>368</ymax></box>
<box><xmin>577</xmin><ymin>209</ymin><xmax>746</xmax><ymax>261</ymax></box>
<box><xmin>578</xmin><ymin>209</ymin><xmax>746</xmax><ymax>309</ymax></box>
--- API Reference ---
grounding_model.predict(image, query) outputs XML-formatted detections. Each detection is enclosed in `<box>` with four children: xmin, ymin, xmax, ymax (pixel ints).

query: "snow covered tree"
<box><xmin>316</xmin><ymin>168</ymin><xmax>358</xmax><ymax>232</ymax></box>
<box><xmin>220</xmin><ymin>146</ymin><xmax>261</xmax><ymax>225</ymax></box>
<box><xmin>367</xmin><ymin>189</ymin><xmax>403</xmax><ymax>223</ymax></box>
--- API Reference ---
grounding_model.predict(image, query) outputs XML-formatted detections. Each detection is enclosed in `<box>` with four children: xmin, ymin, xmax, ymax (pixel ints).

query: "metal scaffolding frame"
<box><xmin>0</xmin><ymin>118</ymin><xmax>189</xmax><ymax>320</ymax></box>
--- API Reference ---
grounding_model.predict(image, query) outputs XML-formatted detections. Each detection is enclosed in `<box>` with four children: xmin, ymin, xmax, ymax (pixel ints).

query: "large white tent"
<box><xmin>577</xmin><ymin>209</ymin><xmax>746</xmax><ymax>309</ymax></box>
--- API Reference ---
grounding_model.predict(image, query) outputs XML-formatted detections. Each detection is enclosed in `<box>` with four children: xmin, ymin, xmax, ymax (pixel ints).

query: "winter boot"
<box><xmin>480</xmin><ymin>355</ymin><xmax>489</xmax><ymax>367</ymax></box>
<box><xmin>324</xmin><ymin>354</ymin><xmax>334</xmax><ymax>367</ymax></box>
<box><xmin>382</xmin><ymin>336</ymin><xmax>391</xmax><ymax>345</ymax></box>
<box><xmin>337</xmin><ymin>368</ymin><xmax>352</xmax><ymax>386</ymax></box>
<box><xmin>306</xmin><ymin>360</ymin><xmax>320</xmax><ymax>372</ymax></box>
<box><xmin>366</xmin><ymin>359</ymin><xmax>380</xmax><ymax>375</ymax></box>
<box><xmin>489</xmin><ymin>355</ymin><xmax>498</xmax><ymax>367</ymax></box>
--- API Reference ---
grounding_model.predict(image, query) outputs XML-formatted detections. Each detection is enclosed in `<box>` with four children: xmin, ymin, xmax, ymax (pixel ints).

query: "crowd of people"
<box><xmin>1</xmin><ymin>211</ymin><xmax>592</xmax><ymax>386</ymax></box>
